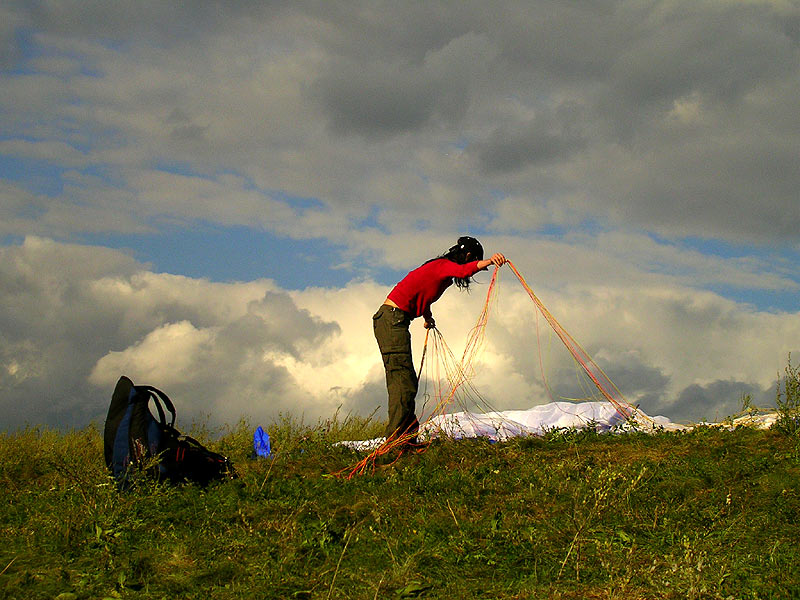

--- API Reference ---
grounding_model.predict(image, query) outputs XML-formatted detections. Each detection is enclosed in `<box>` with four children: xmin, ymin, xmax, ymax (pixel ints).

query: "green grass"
<box><xmin>2</xmin><ymin>417</ymin><xmax>800</xmax><ymax>600</ymax></box>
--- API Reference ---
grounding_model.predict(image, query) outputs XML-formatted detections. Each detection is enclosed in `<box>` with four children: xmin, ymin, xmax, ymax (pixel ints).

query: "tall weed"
<box><xmin>774</xmin><ymin>354</ymin><xmax>800</xmax><ymax>437</ymax></box>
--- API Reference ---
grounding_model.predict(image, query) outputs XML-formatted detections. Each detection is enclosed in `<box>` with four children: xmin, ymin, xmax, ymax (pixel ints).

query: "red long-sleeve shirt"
<box><xmin>387</xmin><ymin>258</ymin><xmax>482</xmax><ymax>319</ymax></box>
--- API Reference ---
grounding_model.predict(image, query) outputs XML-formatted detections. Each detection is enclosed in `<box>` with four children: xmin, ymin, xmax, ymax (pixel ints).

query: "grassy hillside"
<box><xmin>2</xmin><ymin>408</ymin><xmax>799</xmax><ymax>600</ymax></box>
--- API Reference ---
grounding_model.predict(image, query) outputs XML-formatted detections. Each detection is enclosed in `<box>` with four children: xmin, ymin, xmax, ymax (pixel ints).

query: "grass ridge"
<box><xmin>2</xmin><ymin>412</ymin><xmax>800</xmax><ymax>599</ymax></box>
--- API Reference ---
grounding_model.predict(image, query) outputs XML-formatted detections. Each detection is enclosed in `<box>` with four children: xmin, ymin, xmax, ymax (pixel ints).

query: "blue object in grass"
<box><xmin>253</xmin><ymin>426</ymin><xmax>271</xmax><ymax>459</ymax></box>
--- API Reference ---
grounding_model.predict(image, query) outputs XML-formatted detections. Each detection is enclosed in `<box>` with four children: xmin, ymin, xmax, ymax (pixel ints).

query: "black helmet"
<box><xmin>448</xmin><ymin>236</ymin><xmax>484</xmax><ymax>263</ymax></box>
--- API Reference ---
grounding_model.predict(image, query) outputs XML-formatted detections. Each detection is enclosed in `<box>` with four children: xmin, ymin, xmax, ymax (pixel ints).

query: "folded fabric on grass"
<box><xmin>338</xmin><ymin>401</ymin><xmax>686</xmax><ymax>451</ymax></box>
<box><xmin>337</xmin><ymin>401</ymin><xmax>782</xmax><ymax>452</ymax></box>
<box><xmin>425</xmin><ymin>401</ymin><xmax>679</xmax><ymax>440</ymax></box>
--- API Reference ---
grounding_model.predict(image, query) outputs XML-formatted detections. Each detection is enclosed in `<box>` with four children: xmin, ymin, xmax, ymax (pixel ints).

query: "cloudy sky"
<box><xmin>2</xmin><ymin>0</ymin><xmax>799</xmax><ymax>432</ymax></box>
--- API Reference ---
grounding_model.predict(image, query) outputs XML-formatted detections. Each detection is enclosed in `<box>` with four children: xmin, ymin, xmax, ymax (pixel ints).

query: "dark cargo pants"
<box><xmin>373</xmin><ymin>305</ymin><xmax>420</xmax><ymax>440</ymax></box>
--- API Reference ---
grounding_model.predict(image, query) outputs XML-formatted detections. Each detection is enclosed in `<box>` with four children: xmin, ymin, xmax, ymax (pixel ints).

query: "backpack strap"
<box><xmin>137</xmin><ymin>385</ymin><xmax>176</xmax><ymax>428</ymax></box>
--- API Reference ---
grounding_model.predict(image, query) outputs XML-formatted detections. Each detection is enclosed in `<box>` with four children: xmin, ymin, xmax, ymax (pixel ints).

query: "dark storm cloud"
<box><xmin>0</xmin><ymin>238</ymin><xmax>341</xmax><ymax>430</ymax></box>
<box><xmin>311</xmin><ymin>31</ymin><xmax>491</xmax><ymax>138</ymax></box>
<box><xmin>535</xmin><ymin>348</ymin><xmax>673</xmax><ymax>415</ymax></box>
<box><xmin>312</xmin><ymin>60</ymin><xmax>444</xmax><ymax>137</ymax></box>
<box><xmin>607</xmin><ymin>4</ymin><xmax>796</xmax><ymax>108</ymax></box>
<box><xmin>475</xmin><ymin>104</ymin><xmax>588</xmax><ymax>173</ymax></box>
<box><xmin>14</xmin><ymin>0</ymin><xmax>288</xmax><ymax>45</ymax></box>
<box><xmin>4</xmin><ymin>0</ymin><xmax>799</xmax><ymax>244</ymax></box>
<box><xmin>241</xmin><ymin>291</ymin><xmax>341</xmax><ymax>358</ymax></box>
<box><xmin>665</xmin><ymin>379</ymin><xmax>773</xmax><ymax>424</ymax></box>
<box><xmin>0</xmin><ymin>5</ymin><xmax>24</xmax><ymax>69</ymax></box>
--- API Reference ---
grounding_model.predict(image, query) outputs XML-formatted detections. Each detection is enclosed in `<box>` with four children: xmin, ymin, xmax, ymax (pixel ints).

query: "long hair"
<box><xmin>425</xmin><ymin>236</ymin><xmax>484</xmax><ymax>290</ymax></box>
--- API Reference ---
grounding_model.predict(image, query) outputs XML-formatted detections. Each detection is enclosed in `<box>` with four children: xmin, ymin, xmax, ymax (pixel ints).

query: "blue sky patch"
<box><xmin>78</xmin><ymin>224</ymin><xmax>357</xmax><ymax>289</ymax></box>
<box><xmin>0</xmin><ymin>154</ymin><xmax>66</xmax><ymax>197</ymax></box>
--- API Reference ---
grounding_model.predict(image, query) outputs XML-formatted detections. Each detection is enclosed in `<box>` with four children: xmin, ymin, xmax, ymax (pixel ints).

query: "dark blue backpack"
<box><xmin>103</xmin><ymin>376</ymin><xmax>236</xmax><ymax>488</ymax></box>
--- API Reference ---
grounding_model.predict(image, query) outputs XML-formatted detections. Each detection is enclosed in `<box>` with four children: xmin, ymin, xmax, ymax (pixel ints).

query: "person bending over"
<box><xmin>372</xmin><ymin>236</ymin><xmax>507</xmax><ymax>445</ymax></box>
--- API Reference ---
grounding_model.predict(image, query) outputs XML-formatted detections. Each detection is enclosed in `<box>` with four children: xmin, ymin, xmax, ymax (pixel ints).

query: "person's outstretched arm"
<box><xmin>476</xmin><ymin>253</ymin><xmax>507</xmax><ymax>270</ymax></box>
